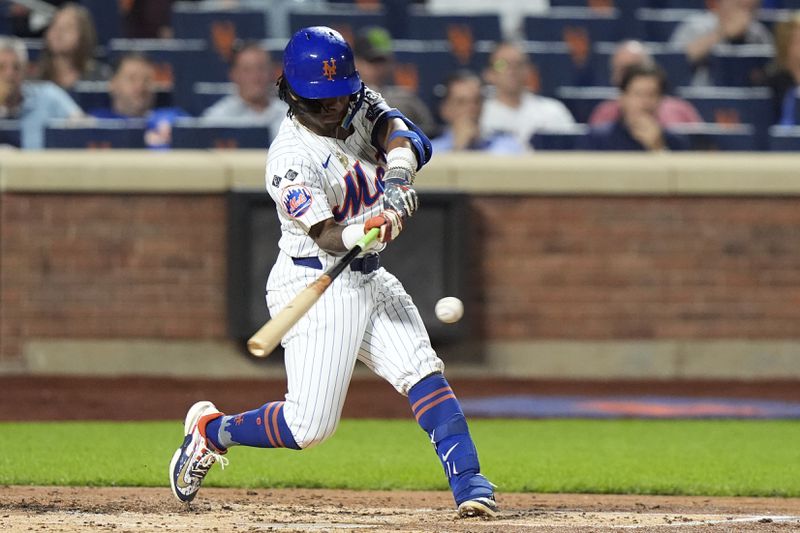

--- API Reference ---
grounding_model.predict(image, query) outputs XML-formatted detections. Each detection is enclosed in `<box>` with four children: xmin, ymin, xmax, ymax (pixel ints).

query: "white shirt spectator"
<box><xmin>480</xmin><ymin>92</ymin><xmax>575</xmax><ymax>149</ymax></box>
<box><xmin>202</xmin><ymin>94</ymin><xmax>287</xmax><ymax>131</ymax></box>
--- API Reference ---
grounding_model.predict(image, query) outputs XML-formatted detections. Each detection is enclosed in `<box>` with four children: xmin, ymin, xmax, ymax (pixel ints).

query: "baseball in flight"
<box><xmin>435</xmin><ymin>297</ymin><xmax>464</xmax><ymax>323</ymax></box>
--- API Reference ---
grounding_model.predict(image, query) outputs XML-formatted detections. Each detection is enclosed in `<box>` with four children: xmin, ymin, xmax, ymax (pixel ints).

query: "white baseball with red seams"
<box><xmin>435</xmin><ymin>297</ymin><xmax>464</xmax><ymax>324</ymax></box>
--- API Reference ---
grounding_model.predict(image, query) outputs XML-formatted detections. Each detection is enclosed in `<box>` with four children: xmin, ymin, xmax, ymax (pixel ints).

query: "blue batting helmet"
<box><xmin>282</xmin><ymin>26</ymin><xmax>362</xmax><ymax>100</ymax></box>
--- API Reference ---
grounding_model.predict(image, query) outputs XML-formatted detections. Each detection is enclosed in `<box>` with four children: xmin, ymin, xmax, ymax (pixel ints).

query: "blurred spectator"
<box><xmin>589</xmin><ymin>40</ymin><xmax>702</xmax><ymax>127</ymax></box>
<box><xmin>580</xmin><ymin>64</ymin><xmax>689</xmax><ymax>151</ymax></box>
<box><xmin>0</xmin><ymin>36</ymin><xmax>83</xmax><ymax>149</ymax></box>
<box><xmin>89</xmin><ymin>53</ymin><xmax>189</xmax><ymax>149</ymax></box>
<box><xmin>669</xmin><ymin>0</ymin><xmax>774</xmax><ymax>86</ymax></box>
<box><xmin>201</xmin><ymin>42</ymin><xmax>287</xmax><ymax>130</ymax></box>
<box><xmin>481</xmin><ymin>41</ymin><xmax>576</xmax><ymax>150</ymax></box>
<box><xmin>766</xmin><ymin>12</ymin><xmax>800</xmax><ymax>125</ymax></box>
<box><xmin>353</xmin><ymin>26</ymin><xmax>437</xmax><ymax>136</ymax></box>
<box><xmin>431</xmin><ymin>70</ymin><xmax>522</xmax><ymax>154</ymax></box>
<box><xmin>34</xmin><ymin>3</ymin><xmax>111</xmax><ymax>91</ymax></box>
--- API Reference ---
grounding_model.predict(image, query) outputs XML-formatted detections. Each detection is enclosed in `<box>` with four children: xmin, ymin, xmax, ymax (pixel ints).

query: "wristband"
<box><xmin>342</xmin><ymin>223</ymin><xmax>366</xmax><ymax>250</ymax></box>
<box><xmin>386</xmin><ymin>147</ymin><xmax>417</xmax><ymax>183</ymax></box>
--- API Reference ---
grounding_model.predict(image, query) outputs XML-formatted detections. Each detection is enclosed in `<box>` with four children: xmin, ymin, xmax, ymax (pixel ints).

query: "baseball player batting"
<box><xmin>169</xmin><ymin>26</ymin><xmax>497</xmax><ymax>518</ymax></box>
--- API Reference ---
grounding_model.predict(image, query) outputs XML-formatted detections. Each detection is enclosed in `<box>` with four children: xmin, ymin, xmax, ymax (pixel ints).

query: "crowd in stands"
<box><xmin>1</xmin><ymin>0</ymin><xmax>800</xmax><ymax>151</ymax></box>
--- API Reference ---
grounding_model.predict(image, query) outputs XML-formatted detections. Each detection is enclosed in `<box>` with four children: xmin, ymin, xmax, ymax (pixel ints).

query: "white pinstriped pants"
<box><xmin>267</xmin><ymin>252</ymin><xmax>444</xmax><ymax>449</ymax></box>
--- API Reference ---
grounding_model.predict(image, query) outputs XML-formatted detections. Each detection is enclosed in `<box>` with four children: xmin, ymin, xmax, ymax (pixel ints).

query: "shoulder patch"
<box><xmin>280</xmin><ymin>185</ymin><xmax>313</xmax><ymax>219</ymax></box>
<box><xmin>271</xmin><ymin>174</ymin><xmax>282</xmax><ymax>188</ymax></box>
<box><xmin>284</xmin><ymin>169</ymin><xmax>298</xmax><ymax>181</ymax></box>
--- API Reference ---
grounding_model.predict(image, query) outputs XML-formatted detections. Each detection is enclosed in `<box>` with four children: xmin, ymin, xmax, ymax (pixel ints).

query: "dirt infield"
<box><xmin>4</xmin><ymin>376</ymin><xmax>800</xmax><ymax>531</ymax></box>
<box><xmin>1</xmin><ymin>486</ymin><xmax>799</xmax><ymax>532</ymax></box>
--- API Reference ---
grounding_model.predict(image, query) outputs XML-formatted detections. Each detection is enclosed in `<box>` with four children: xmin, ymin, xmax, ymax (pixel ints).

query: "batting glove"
<box><xmin>383</xmin><ymin>180</ymin><xmax>419</xmax><ymax>218</ymax></box>
<box><xmin>365</xmin><ymin>209</ymin><xmax>404</xmax><ymax>243</ymax></box>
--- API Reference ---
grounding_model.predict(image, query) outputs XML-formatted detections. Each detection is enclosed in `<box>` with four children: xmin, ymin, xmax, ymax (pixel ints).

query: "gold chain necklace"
<box><xmin>293</xmin><ymin>117</ymin><xmax>350</xmax><ymax>168</ymax></box>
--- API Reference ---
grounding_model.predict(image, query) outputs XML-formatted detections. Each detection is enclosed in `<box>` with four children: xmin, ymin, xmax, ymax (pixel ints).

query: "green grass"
<box><xmin>3</xmin><ymin>419</ymin><xmax>800</xmax><ymax>496</ymax></box>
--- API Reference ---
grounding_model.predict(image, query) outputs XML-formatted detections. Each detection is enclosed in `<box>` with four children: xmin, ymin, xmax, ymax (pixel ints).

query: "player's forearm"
<box><xmin>382</xmin><ymin>118</ymin><xmax>412</xmax><ymax>152</ymax></box>
<box><xmin>309</xmin><ymin>218</ymin><xmax>347</xmax><ymax>254</ymax></box>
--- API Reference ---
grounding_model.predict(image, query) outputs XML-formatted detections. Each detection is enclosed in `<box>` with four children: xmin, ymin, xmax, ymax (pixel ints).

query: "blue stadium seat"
<box><xmin>288</xmin><ymin>10</ymin><xmax>386</xmax><ymax>42</ymax></box>
<box><xmin>668</xmin><ymin>123</ymin><xmax>756</xmax><ymax>151</ymax></box>
<box><xmin>678</xmin><ymin>86</ymin><xmax>772</xmax><ymax>150</ymax></box>
<box><xmin>635</xmin><ymin>8</ymin><xmax>702</xmax><ymax>42</ymax></box>
<box><xmin>171</xmin><ymin>5</ymin><xmax>267</xmax><ymax>92</ymax></box>
<box><xmin>108</xmin><ymin>39</ymin><xmax>210</xmax><ymax>114</ymax></box>
<box><xmin>522</xmin><ymin>41</ymin><xmax>597</xmax><ymax>98</ymax></box>
<box><xmin>44</xmin><ymin>120</ymin><xmax>147</xmax><ymax>148</ymax></box>
<box><xmin>392</xmin><ymin>44</ymin><xmax>462</xmax><ymax>110</ymax></box>
<box><xmin>406</xmin><ymin>14</ymin><xmax>502</xmax><ymax>41</ymax></box>
<box><xmin>707</xmin><ymin>45</ymin><xmax>773</xmax><ymax>87</ymax></box>
<box><xmin>556</xmin><ymin>86</ymin><xmax>618</xmax><ymax>123</ymax></box>
<box><xmin>0</xmin><ymin>120</ymin><xmax>21</xmax><ymax>148</ymax></box>
<box><xmin>523</xmin><ymin>8</ymin><xmax>624</xmax><ymax>42</ymax></box>
<box><xmin>530</xmin><ymin>125</ymin><xmax>589</xmax><ymax>150</ymax></box>
<box><xmin>171</xmin><ymin>119</ymin><xmax>272</xmax><ymax>149</ymax></box>
<box><xmin>172</xmin><ymin>5</ymin><xmax>268</xmax><ymax>43</ymax></box>
<box><xmin>80</xmin><ymin>0</ymin><xmax>121</xmax><ymax>46</ymax></box>
<box><xmin>768</xmin><ymin>126</ymin><xmax>800</xmax><ymax>151</ymax></box>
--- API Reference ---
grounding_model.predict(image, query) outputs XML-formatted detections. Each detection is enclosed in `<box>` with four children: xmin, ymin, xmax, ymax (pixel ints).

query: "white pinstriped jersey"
<box><xmin>265</xmin><ymin>86</ymin><xmax>387</xmax><ymax>261</ymax></box>
<box><xmin>259</xmin><ymin>85</ymin><xmax>444</xmax><ymax>449</ymax></box>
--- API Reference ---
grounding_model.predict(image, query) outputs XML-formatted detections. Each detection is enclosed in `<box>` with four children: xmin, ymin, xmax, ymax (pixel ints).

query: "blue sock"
<box><xmin>205</xmin><ymin>402</ymin><xmax>300</xmax><ymax>450</ymax></box>
<box><xmin>408</xmin><ymin>373</ymin><xmax>492</xmax><ymax>504</ymax></box>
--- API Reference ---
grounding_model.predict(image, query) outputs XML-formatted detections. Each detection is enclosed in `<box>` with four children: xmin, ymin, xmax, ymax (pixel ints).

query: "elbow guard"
<box><xmin>375</xmin><ymin>108</ymin><xmax>433</xmax><ymax>171</ymax></box>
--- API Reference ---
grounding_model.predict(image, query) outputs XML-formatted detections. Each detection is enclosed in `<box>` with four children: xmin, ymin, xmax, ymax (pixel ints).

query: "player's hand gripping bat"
<box><xmin>247</xmin><ymin>227</ymin><xmax>380</xmax><ymax>357</ymax></box>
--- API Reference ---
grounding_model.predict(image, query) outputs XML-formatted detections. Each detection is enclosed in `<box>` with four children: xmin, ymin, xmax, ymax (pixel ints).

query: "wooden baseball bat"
<box><xmin>247</xmin><ymin>227</ymin><xmax>380</xmax><ymax>357</ymax></box>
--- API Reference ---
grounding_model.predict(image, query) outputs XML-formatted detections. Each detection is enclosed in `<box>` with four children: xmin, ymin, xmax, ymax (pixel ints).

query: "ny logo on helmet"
<box><xmin>322</xmin><ymin>58</ymin><xmax>337</xmax><ymax>81</ymax></box>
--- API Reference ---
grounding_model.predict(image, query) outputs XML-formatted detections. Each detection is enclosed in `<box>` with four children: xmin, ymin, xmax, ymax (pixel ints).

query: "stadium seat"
<box><xmin>172</xmin><ymin>4</ymin><xmax>268</xmax><ymax>47</ymax></box>
<box><xmin>678</xmin><ymin>86</ymin><xmax>772</xmax><ymax>150</ymax></box>
<box><xmin>530</xmin><ymin>125</ymin><xmax>589</xmax><ymax>150</ymax></box>
<box><xmin>288</xmin><ymin>10</ymin><xmax>386</xmax><ymax>43</ymax></box>
<box><xmin>768</xmin><ymin>125</ymin><xmax>800</xmax><ymax>151</ymax></box>
<box><xmin>44</xmin><ymin>120</ymin><xmax>147</xmax><ymax>149</ymax></box>
<box><xmin>668</xmin><ymin>123</ymin><xmax>756</xmax><ymax>151</ymax></box>
<box><xmin>171</xmin><ymin>118</ymin><xmax>272</xmax><ymax>149</ymax></box>
<box><xmin>634</xmin><ymin>8</ymin><xmax>702</xmax><ymax>42</ymax></box>
<box><xmin>707</xmin><ymin>44</ymin><xmax>773</xmax><ymax>87</ymax></box>
<box><xmin>406</xmin><ymin>13</ymin><xmax>503</xmax><ymax>42</ymax></box>
<box><xmin>522</xmin><ymin>41</ymin><xmax>597</xmax><ymax>98</ymax></box>
<box><xmin>392</xmin><ymin>43</ymin><xmax>463</xmax><ymax>110</ymax></box>
<box><xmin>523</xmin><ymin>8</ymin><xmax>624</xmax><ymax>43</ymax></box>
<box><xmin>80</xmin><ymin>0</ymin><xmax>121</xmax><ymax>46</ymax></box>
<box><xmin>171</xmin><ymin>4</ymin><xmax>268</xmax><ymax>93</ymax></box>
<box><xmin>0</xmin><ymin>119</ymin><xmax>21</xmax><ymax>148</ymax></box>
<box><xmin>556</xmin><ymin>86</ymin><xmax>618</xmax><ymax>123</ymax></box>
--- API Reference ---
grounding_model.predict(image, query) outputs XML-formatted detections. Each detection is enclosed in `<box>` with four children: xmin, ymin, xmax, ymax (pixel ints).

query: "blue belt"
<box><xmin>292</xmin><ymin>253</ymin><xmax>380</xmax><ymax>274</ymax></box>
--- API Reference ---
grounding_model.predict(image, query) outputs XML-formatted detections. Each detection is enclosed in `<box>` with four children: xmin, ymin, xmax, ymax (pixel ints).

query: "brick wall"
<box><xmin>1</xmin><ymin>194</ymin><xmax>227</xmax><ymax>363</ymax></box>
<box><xmin>2</xmin><ymin>193</ymin><xmax>799</xmax><ymax>365</ymax></box>
<box><xmin>472</xmin><ymin>196</ymin><xmax>800</xmax><ymax>340</ymax></box>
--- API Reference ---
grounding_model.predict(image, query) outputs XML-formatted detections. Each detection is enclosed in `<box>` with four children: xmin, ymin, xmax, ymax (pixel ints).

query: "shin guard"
<box><xmin>408</xmin><ymin>373</ymin><xmax>493</xmax><ymax>505</ymax></box>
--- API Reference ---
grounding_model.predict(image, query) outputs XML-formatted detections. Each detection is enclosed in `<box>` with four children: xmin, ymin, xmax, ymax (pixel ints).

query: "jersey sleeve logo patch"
<box><xmin>271</xmin><ymin>174</ymin><xmax>282</xmax><ymax>187</ymax></box>
<box><xmin>281</xmin><ymin>185</ymin><xmax>313</xmax><ymax>218</ymax></box>
<box><xmin>284</xmin><ymin>169</ymin><xmax>298</xmax><ymax>181</ymax></box>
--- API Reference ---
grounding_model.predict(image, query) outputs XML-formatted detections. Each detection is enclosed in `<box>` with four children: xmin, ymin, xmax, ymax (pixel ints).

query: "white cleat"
<box><xmin>169</xmin><ymin>401</ymin><xmax>227</xmax><ymax>503</ymax></box>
